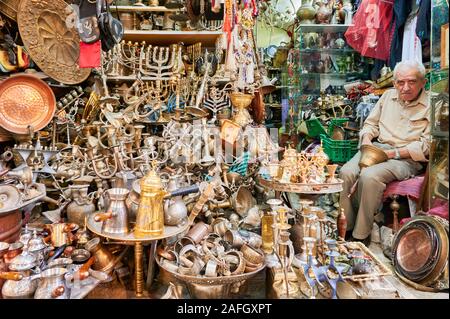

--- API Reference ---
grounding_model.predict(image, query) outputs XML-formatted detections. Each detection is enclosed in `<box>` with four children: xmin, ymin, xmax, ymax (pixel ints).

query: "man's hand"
<box><xmin>361</xmin><ymin>134</ymin><xmax>373</xmax><ymax>146</ymax></box>
<box><xmin>384</xmin><ymin>149</ymin><xmax>395</xmax><ymax>159</ymax></box>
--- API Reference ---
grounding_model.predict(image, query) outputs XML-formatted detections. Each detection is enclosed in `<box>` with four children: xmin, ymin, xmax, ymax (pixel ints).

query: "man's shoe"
<box><xmin>345</xmin><ymin>230</ymin><xmax>353</xmax><ymax>241</ymax></box>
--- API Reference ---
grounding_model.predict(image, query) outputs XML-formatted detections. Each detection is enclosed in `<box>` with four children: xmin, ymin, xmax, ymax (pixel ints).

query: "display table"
<box><xmin>258</xmin><ymin>177</ymin><xmax>344</xmax><ymax>195</ymax></box>
<box><xmin>87</xmin><ymin>214</ymin><xmax>189</xmax><ymax>297</ymax></box>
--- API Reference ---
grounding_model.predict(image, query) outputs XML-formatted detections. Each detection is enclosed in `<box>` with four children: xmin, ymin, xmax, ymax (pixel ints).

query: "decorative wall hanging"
<box><xmin>17</xmin><ymin>0</ymin><xmax>91</xmax><ymax>85</ymax></box>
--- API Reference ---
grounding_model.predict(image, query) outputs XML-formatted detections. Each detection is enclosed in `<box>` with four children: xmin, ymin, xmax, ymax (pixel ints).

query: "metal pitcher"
<box><xmin>94</xmin><ymin>188</ymin><xmax>130</xmax><ymax>235</ymax></box>
<box><xmin>84</xmin><ymin>237</ymin><xmax>116</xmax><ymax>274</ymax></box>
<box><xmin>0</xmin><ymin>270</ymin><xmax>40</xmax><ymax>299</ymax></box>
<box><xmin>34</xmin><ymin>267</ymin><xmax>71</xmax><ymax>299</ymax></box>
<box><xmin>44</xmin><ymin>223</ymin><xmax>76</xmax><ymax>248</ymax></box>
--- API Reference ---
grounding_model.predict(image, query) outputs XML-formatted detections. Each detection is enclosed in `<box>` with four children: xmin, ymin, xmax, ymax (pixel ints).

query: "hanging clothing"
<box><xmin>416</xmin><ymin>0</ymin><xmax>431</xmax><ymax>42</ymax></box>
<box><xmin>78</xmin><ymin>41</ymin><xmax>101</xmax><ymax>68</ymax></box>
<box><xmin>344</xmin><ymin>0</ymin><xmax>394</xmax><ymax>61</ymax></box>
<box><xmin>389</xmin><ymin>0</ymin><xmax>413</xmax><ymax>68</ymax></box>
<box><xmin>402</xmin><ymin>15</ymin><xmax>422</xmax><ymax>62</ymax></box>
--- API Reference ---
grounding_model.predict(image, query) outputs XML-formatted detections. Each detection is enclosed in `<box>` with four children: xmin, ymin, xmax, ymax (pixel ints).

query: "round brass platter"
<box><xmin>17</xmin><ymin>0</ymin><xmax>91</xmax><ymax>85</ymax></box>
<box><xmin>0</xmin><ymin>75</ymin><xmax>56</xmax><ymax>134</ymax></box>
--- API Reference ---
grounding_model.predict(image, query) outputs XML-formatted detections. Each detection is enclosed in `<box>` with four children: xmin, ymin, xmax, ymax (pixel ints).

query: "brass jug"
<box><xmin>44</xmin><ymin>223</ymin><xmax>76</xmax><ymax>248</ymax></box>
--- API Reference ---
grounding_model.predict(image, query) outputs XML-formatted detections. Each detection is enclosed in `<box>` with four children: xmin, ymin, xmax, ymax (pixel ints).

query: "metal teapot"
<box><xmin>66</xmin><ymin>184</ymin><xmax>96</xmax><ymax>227</ymax></box>
<box><xmin>164</xmin><ymin>175</ymin><xmax>189</xmax><ymax>226</ymax></box>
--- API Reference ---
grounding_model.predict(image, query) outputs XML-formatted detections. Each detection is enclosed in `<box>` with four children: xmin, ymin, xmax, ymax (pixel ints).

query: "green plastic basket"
<box><xmin>320</xmin><ymin>133</ymin><xmax>359</xmax><ymax>163</ymax></box>
<box><xmin>306</xmin><ymin>118</ymin><xmax>327</xmax><ymax>138</ymax></box>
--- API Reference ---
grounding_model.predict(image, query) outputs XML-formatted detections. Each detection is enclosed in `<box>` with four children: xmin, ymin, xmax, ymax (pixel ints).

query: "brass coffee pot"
<box><xmin>135</xmin><ymin>167</ymin><xmax>199</xmax><ymax>238</ymax></box>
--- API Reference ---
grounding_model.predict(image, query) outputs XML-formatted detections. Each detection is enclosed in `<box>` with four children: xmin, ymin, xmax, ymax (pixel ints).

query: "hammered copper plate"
<box><xmin>0</xmin><ymin>75</ymin><xmax>56</xmax><ymax>134</ymax></box>
<box><xmin>17</xmin><ymin>0</ymin><xmax>91</xmax><ymax>85</ymax></box>
<box><xmin>396</xmin><ymin>228</ymin><xmax>432</xmax><ymax>273</ymax></box>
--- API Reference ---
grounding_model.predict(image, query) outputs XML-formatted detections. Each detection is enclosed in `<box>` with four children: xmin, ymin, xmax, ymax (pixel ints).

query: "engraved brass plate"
<box><xmin>17</xmin><ymin>0</ymin><xmax>91</xmax><ymax>84</ymax></box>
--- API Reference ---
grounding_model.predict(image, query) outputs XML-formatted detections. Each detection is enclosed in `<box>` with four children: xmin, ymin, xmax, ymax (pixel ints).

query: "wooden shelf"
<box><xmin>106</xmin><ymin>75</ymin><xmax>231</xmax><ymax>83</ymax></box>
<box><xmin>123</xmin><ymin>30</ymin><xmax>224</xmax><ymax>46</ymax></box>
<box><xmin>115</xmin><ymin>5</ymin><xmax>178</xmax><ymax>12</ymax></box>
<box><xmin>299</xmin><ymin>48</ymin><xmax>355</xmax><ymax>54</ymax></box>
<box><xmin>265</xmin><ymin>103</ymin><xmax>282</xmax><ymax>108</ymax></box>
<box><xmin>296</xmin><ymin>24</ymin><xmax>353</xmax><ymax>33</ymax></box>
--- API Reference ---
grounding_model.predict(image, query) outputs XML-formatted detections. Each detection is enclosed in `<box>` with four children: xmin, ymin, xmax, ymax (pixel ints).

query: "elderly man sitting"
<box><xmin>339</xmin><ymin>60</ymin><xmax>431</xmax><ymax>246</ymax></box>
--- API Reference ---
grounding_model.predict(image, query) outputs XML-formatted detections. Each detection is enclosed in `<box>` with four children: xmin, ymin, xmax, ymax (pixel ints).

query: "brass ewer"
<box><xmin>230</xmin><ymin>92</ymin><xmax>254</xmax><ymax>127</ymax></box>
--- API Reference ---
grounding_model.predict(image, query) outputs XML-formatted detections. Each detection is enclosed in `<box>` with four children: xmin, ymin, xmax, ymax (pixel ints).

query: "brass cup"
<box><xmin>240</xmin><ymin>243</ymin><xmax>264</xmax><ymax>265</ymax></box>
<box><xmin>224</xmin><ymin>229</ymin><xmax>245</xmax><ymax>249</ymax></box>
<box><xmin>359</xmin><ymin>145</ymin><xmax>388</xmax><ymax>168</ymax></box>
<box><xmin>186</xmin><ymin>221</ymin><xmax>210</xmax><ymax>244</ymax></box>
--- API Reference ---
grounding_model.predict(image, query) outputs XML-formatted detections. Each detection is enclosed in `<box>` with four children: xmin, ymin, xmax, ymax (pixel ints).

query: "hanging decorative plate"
<box><xmin>0</xmin><ymin>0</ymin><xmax>20</xmax><ymax>21</ymax></box>
<box><xmin>0</xmin><ymin>75</ymin><xmax>56</xmax><ymax>134</ymax></box>
<box><xmin>17</xmin><ymin>0</ymin><xmax>91</xmax><ymax>85</ymax></box>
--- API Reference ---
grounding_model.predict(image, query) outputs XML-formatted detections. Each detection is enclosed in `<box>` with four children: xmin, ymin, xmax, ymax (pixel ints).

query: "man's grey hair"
<box><xmin>393</xmin><ymin>60</ymin><xmax>426</xmax><ymax>80</ymax></box>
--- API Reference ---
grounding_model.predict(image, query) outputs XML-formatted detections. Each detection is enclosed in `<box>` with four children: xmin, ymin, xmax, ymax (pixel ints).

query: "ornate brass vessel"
<box><xmin>359</xmin><ymin>145</ymin><xmax>388</xmax><ymax>168</ymax></box>
<box><xmin>230</xmin><ymin>92</ymin><xmax>254</xmax><ymax>127</ymax></box>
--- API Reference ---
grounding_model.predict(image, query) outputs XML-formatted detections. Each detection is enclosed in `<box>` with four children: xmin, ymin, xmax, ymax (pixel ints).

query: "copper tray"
<box><xmin>0</xmin><ymin>75</ymin><xmax>56</xmax><ymax>134</ymax></box>
<box><xmin>17</xmin><ymin>0</ymin><xmax>91</xmax><ymax>85</ymax></box>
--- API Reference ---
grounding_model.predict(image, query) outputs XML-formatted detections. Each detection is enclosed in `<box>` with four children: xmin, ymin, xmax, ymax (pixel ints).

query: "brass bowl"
<box><xmin>359</xmin><ymin>145</ymin><xmax>388</xmax><ymax>168</ymax></box>
<box><xmin>156</xmin><ymin>255</ymin><xmax>266</xmax><ymax>299</ymax></box>
<box><xmin>230</xmin><ymin>92</ymin><xmax>254</xmax><ymax>109</ymax></box>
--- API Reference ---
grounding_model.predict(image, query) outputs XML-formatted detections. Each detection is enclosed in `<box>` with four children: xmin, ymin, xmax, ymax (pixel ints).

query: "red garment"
<box><xmin>78</xmin><ymin>41</ymin><xmax>101</xmax><ymax>68</ymax></box>
<box><xmin>345</xmin><ymin>0</ymin><xmax>394</xmax><ymax>61</ymax></box>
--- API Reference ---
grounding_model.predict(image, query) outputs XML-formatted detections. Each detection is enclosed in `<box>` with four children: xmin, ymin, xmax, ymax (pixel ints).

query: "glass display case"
<box><xmin>427</xmin><ymin>0</ymin><xmax>449</xmax><ymax>212</ymax></box>
<box><xmin>294</xmin><ymin>24</ymin><xmax>371</xmax><ymax>118</ymax></box>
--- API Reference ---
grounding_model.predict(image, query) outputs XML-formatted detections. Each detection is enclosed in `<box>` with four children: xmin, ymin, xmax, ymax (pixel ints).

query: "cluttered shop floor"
<box><xmin>85</xmin><ymin>236</ymin><xmax>448</xmax><ymax>299</ymax></box>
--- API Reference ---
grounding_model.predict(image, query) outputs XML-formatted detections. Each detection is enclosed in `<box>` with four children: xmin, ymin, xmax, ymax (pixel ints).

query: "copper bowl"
<box><xmin>0</xmin><ymin>75</ymin><xmax>56</xmax><ymax>134</ymax></box>
<box><xmin>359</xmin><ymin>145</ymin><xmax>388</xmax><ymax>168</ymax></box>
